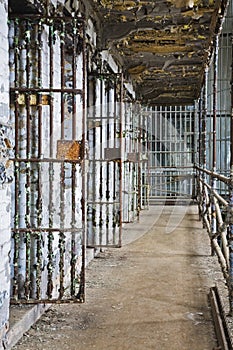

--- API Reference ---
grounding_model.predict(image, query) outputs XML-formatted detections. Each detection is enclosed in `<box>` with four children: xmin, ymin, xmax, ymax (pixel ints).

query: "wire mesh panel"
<box><xmin>148</xmin><ymin>106</ymin><xmax>195</xmax><ymax>203</ymax></box>
<box><xmin>9</xmin><ymin>15</ymin><xmax>86</xmax><ymax>303</ymax></box>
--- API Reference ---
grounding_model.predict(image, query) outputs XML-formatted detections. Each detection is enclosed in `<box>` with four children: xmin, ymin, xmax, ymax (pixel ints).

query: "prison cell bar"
<box><xmin>71</xmin><ymin>18</ymin><xmax>78</xmax><ymax>297</ymax></box>
<box><xmin>12</xmin><ymin>18</ymin><xmax>20</xmax><ymax>301</ymax></box>
<box><xmin>10</xmin><ymin>15</ymin><xmax>86</xmax><ymax>303</ymax></box>
<box><xmin>79</xmin><ymin>22</ymin><xmax>87</xmax><ymax>301</ymax></box>
<box><xmin>202</xmin><ymin>68</ymin><xmax>208</xmax><ymax>227</ymax></box>
<box><xmin>86</xmin><ymin>72</ymin><xmax>123</xmax><ymax>248</ymax></box>
<box><xmin>118</xmin><ymin>73</ymin><xmax>124</xmax><ymax>247</ymax></box>
<box><xmin>211</xmin><ymin>34</ymin><xmax>219</xmax><ymax>255</ymax></box>
<box><xmin>47</xmin><ymin>21</ymin><xmax>55</xmax><ymax>300</ymax></box>
<box><xmin>36</xmin><ymin>19</ymin><xmax>43</xmax><ymax>299</ymax></box>
<box><xmin>229</xmin><ymin>29</ymin><xmax>233</xmax><ymax>314</ymax></box>
<box><xmin>197</xmin><ymin>96</ymin><xmax>202</xmax><ymax>219</ymax></box>
<box><xmin>25</xmin><ymin>18</ymin><xmax>32</xmax><ymax>300</ymax></box>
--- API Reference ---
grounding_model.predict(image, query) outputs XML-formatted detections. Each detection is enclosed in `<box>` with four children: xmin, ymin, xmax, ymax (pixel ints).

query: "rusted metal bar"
<box><xmin>111</xmin><ymin>80</ymin><xmax>117</xmax><ymax>240</ymax></box>
<box><xmin>209</xmin><ymin>286</ymin><xmax>233</xmax><ymax>350</ymax></box>
<box><xmin>11</xmin><ymin>296</ymin><xmax>85</xmax><ymax>305</ymax></box>
<box><xmin>213</xmin><ymin>196</ymin><xmax>229</xmax><ymax>265</ymax></box>
<box><xmin>47</xmin><ymin>20</ymin><xmax>55</xmax><ymax>299</ymax></box>
<box><xmin>200</xmin><ymin>177</ymin><xmax>230</xmax><ymax>278</ymax></box>
<box><xmin>202</xmin><ymin>68</ymin><xmax>208</xmax><ymax>226</ymax></box>
<box><xmin>106</xmin><ymin>98</ymin><xmax>110</xmax><ymax>244</ymax></box>
<box><xmin>210</xmin><ymin>35</ymin><xmax>219</xmax><ymax>256</ymax></box>
<box><xmin>118</xmin><ymin>72</ymin><xmax>124</xmax><ymax>248</ymax></box>
<box><xmin>36</xmin><ymin>19</ymin><xmax>43</xmax><ymax>299</ymax></box>
<box><xmin>86</xmin><ymin>244</ymin><xmax>121</xmax><ymax>249</ymax></box>
<box><xmin>213</xmin><ymin>36</ymin><xmax>218</xmax><ymax>173</ymax></box>
<box><xmin>200</xmin><ymin>179</ymin><xmax>228</xmax><ymax>206</ymax></box>
<box><xmin>11</xmin><ymin>87</ymin><xmax>83</xmax><ymax>94</ymax></box>
<box><xmin>25</xmin><ymin>19</ymin><xmax>32</xmax><ymax>299</ymax></box>
<box><xmin>10</xmin><ymin>158</ymin><xmax>82</xmax><ymax>164</ymax></box>
<box><xmin>71</xmin><ymin>163</ymin><xmax>76</xmax><ymax>296</ymax></box>
<box><xmin>196</xmin><ymin>166</ymin><xmax>229</xmax><ymax>184</ymax></box>
<box><xmin>229</xmin><ymin>29</ymin><xmax>233</xmax><ymax>314</ymax></box>
<box><xmin>99</xmin><ymin>79</ymin><xmax>103</xmax><ymax>246</ymax></box>
<box><xmin>12</xmin><ymin>228</ymin><xmax>82</xmax><ymax>233</ymax></box>
<box><xmin>197</xmin><ymin>97</ymin><xmax>202</xmax><ymax>218</ymax></box>
<box><xmin>60</xmin><ymin>20</ymin><xmax>65</xmax><ymax>139</ymax></box>
<box><xmin>12</xmin><ymin>19</ymin><xmax>20</xmax><ymax>300</ymax></box>
<box><xmin>10</xmin><ymin>14</ymin><xmax>86</xmax><ymax>304</ymax></box>
<box><xmin>59</xmin><ymin>164</ymin><xmax>65</xmax><ymax>299</ymax></box>
<box><xmin>137</xmin><ymin>108</ymin><xmax>142</xmax><ymax>220</ymax></box>
<box><xmin>72</xmin><ymin>17</ymin><xmax>77</xmax><ymax>140</ymax></box>
<box><xmin>70</xmin><ymin>18</ymin><xmax>78</xmax><ymax>296</ymax></box>
<box><xmin>79</xmin><ymin>22</ymin><xmax>87</xmax><ymax>302</ymax></box>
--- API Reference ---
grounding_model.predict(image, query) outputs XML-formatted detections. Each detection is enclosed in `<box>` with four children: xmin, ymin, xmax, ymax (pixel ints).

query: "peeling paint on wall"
<box><xmin>0</xmin><ymin>124</ymin><xmax>13</xmax><ymax>185</ymax></box>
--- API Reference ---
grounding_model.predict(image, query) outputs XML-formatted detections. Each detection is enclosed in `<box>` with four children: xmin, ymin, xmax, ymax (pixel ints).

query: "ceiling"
<box><xmin>87</xmin><ymin>0</ymin><xmax>229</xmax><ymax>105</ymax></box>
<box><xmin>9</xmin><ymin>0</ymin><xmax>229</xmax><ymax>105</ymax></box>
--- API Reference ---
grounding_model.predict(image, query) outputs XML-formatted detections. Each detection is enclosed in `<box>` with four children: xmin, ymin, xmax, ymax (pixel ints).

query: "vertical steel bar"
<box><xmin>72</xmin><ymin>18</ymin><xmax>77</xmax><ymax>140</ymax></box>
<box><xmin>79</xmin><ymin>22</ymin><xmax>87</xmax><ymax>301</ymax></box>
<box><xmin>211</xmin><ymin>35</ymin><xmax>219</xmax><ymax>254</ymax></box>
<box><xmin>118</xmin><ymin>73</ymin><xmax>123</xmax><ymax>247</ymax></box>
<box><xmin>60</xmin><ymin>20</ymin><xmax>65</xmax><ymax>139</ymax></box>
<box><xmin>137</xmin><ymin>106</ymin><xmax>142</xmax><ymax>220</ymax></box>
<box><xmin>202</xmin><ymin>67</ymin><xmax>208</xmax><ymax>227</ymax></box>
<box><xmin>47</xmin><ymin>22</ymin><xmax>54</xmax><ymax>298</ymax></box>
<box><xmin>113</xmin><ymin>80</ymin><xmax>117</xmax><ymax>238</ymax></box>
<box><xmin>106</xmin><ymin>95</ymin><xmax>110</xmax><ymax>242</ymax></box>
<box><xmin>71</xmin><ymin>18</ymin><xmax>77</xmax><ymax>296</ymax></box>
<box><xmin>59</xmin><ymin>20</ymin><xmax>66</xmax><ymax>299</ymax></box>
<box><xmin>229</xmin><ymin>31</ymin><xmax>233</xmax><ymax>314</ymax></box>
<box><xmin>25</xmin><ymin>19</ymin><xmax>31</xmax><ymax>299</ymax></box>
<box><xmin>71</xmin><ymin>163</ymin><xmax>76</xmax><ymax>296</ymax></box>
<box><xmin>35</xmin><ymin>19</ymin><xmax>43</xmax><ymax>299</ymax></box>
<box><xmin>13</xmin><ymin>19</ymin><xmax>20</xmax><ymax>300</ymax></box>
<box><xmin>99</xmin><ymin>79</ymin><xmax>103</xmax><ymax>245</ymax></box>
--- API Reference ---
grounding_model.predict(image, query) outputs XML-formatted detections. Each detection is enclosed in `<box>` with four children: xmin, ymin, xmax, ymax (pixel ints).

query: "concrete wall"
<box><xmin>0</xmin><ymin>1</ymin><xmax>12</xmax><ymax>348</ymax></box>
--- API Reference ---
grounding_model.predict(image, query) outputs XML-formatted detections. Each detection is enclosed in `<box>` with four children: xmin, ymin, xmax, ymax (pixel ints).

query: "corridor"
<box><xmin>1</xmin><ymin>0</ymin><xmax>233</xmax><ymax>348</ymax></box>
<box><xmin>11</xmin><ymin>205</ymin><xmax>226</xmax><ymax>350</ymax></box>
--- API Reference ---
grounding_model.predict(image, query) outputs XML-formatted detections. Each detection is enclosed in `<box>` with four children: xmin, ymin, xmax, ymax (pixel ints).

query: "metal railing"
<box><xmin>196</xmin><ymin>166</ymin><xmax>233</xmax><ymax>310</ymax></box>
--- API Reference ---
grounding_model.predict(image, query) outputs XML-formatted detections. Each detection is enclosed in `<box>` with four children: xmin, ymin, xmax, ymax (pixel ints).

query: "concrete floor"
<box><xmin>9</xmin><ymin>205</ymin><xmax>226</xmax><ymax>349</ymax></box>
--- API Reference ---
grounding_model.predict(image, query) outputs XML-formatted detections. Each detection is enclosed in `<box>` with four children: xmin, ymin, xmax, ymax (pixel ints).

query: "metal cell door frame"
<box><xmin>86</xmin><ymin>72</ymin><xmax>124</xmax><ymax>248</ymax></box>
<box><xmin>148</xmin><ymin>105</ymin><xmax>195</xmax><ymax>203</ymax></box>
<box><xmin>9</xmin><ymin>13</ymin><xmax>87</xmax><ymax>304</ymax></box>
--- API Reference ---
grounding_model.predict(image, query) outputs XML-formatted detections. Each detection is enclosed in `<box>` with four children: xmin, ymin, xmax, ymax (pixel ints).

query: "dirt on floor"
<box><xmin>11</xmin><ymin>206</ymin><xmax>229</xmax><ymax>350</ymax></box>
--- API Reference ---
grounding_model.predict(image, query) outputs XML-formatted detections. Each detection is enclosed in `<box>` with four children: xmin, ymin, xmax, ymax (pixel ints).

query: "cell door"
<box><xmin>148</xmin><ymin>105</ymin><xmax>195</xmax><ymax>203</ymax></box>
<box><xmin>9</xmin><ymin>14</ymin><xmax>87</xmax><ymax>303</ymax></box>
<box><xmin>86</xmin><ymin>73</ymin><xmax>124</xmax><ymax>248</ymax></box>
